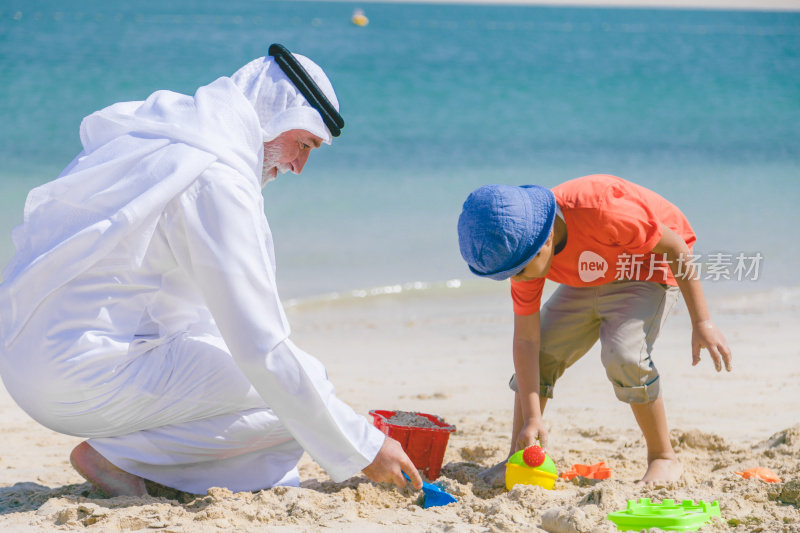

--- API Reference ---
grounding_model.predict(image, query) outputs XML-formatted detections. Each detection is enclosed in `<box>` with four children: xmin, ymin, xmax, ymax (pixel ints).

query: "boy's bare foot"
<box><xmin>637</xmin><ymin>456</ymin><xmax>683</xmax><ymax>487</ymax></box>
<box><xmin>478</xmin><ymin>461</ymin><xmax>507</xmax><ymax>488</ymax></box>
<box><xmin>70</xmin><ymin>441</ymin><xmax>147</xmax><ymax>497</ymax></box>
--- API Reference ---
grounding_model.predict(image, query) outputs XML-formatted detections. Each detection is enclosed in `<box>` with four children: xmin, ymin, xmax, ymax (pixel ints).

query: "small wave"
<box><xmin>285</xmin><ymin>279</ymin><xmax>800</xmax><ymax>315</ymax></box>
<box><xmin>712</xmin><ymin>284</ymin><xmax>800</xmax><ymax>314</ymax></box>
<box><xmin>283</xmin><ymin>278</ymin><xmax>465</xmax><ymax>309</ymax></box>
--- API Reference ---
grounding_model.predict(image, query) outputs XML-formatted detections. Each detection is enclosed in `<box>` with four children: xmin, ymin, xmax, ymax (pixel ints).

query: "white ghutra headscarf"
<box><xmin>232</xmin><ymin>53</ymin><xmax>339</xmax><ymax>145</ymax></box>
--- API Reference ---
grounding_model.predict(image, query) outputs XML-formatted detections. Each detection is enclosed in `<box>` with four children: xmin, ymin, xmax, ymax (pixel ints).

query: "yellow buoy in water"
<box><xmin>351</xmin><ymin>9</ymin><xmax>368</xmax><ymax>27</ymax></box>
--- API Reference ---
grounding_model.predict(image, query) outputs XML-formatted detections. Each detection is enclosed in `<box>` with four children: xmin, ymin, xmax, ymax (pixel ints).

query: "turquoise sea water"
<box><xmin>1</xmin><ymin>1</ymin><xmax>798</xmax><ymax>299</ymax></box>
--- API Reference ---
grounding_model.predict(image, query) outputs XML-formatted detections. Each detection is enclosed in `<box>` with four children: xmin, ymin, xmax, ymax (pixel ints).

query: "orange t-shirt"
<box><xmin>511</xmin><ymin>175</ymin><xmax>696</xmax><ymax>315</ymax></box>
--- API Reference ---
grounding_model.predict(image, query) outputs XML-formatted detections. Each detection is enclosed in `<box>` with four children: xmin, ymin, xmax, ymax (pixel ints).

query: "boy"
<box><xmin>457</xmin><ymin>174</ymin><xmax>732</xmax><ymax>485</ymax></box>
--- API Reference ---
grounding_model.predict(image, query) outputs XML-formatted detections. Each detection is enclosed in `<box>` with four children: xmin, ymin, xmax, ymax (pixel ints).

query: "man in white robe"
<box><xmin>0</xmin><ymin>47</ymin><xmax>422</xmax><ymax>496</ymax></box>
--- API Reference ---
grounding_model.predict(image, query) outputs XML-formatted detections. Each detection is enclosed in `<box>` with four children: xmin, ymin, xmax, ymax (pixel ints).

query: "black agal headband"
<box><xmin>268</xmin><ymin>43</ymin><xmax>344</xmax><ymax>137</ymax></box>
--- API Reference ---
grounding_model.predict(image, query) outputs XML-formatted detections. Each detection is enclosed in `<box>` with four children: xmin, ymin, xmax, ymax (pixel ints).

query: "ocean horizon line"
<box><xmin>298</xmin><ymin>0</ymin><xmax>800</xmax><ymax>13</ymax></box>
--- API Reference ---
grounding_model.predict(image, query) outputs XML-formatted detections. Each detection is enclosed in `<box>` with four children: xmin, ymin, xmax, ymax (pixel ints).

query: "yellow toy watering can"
<box><xmin>505</xmin><ymin>445</ymin><xmax>558</xmax><ymax>490</ymax></box>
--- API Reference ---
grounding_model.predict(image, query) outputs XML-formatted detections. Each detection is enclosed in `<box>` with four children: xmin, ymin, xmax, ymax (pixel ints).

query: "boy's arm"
<box><xmin>651</xmin><ymin>224</ymin><xmax>732</xmax><ymax>372</ymax></box>
<box><xmin>512</xmin><ymin>312</ymin><xmax>548</xmax><ymax>450</ymax></box>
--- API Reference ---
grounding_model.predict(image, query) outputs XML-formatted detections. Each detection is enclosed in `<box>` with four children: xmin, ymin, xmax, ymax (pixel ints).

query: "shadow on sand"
<box><xmin>0</xmin><ymin>479</ymin><xmax>199</xmax><ymax>517</ymax></box>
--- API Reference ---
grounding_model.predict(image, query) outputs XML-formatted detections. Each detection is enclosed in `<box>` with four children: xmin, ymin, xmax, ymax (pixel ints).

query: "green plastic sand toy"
<box><xmin>607</xmin><ymin>498</ymin><xmax>721</xmax><ymax>531</ymax></box>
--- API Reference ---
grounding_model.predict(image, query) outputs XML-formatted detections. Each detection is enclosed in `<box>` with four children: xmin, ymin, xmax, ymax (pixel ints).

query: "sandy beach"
<box><xmin>1</xmin><ymin>0</ymin><xmax>798</xmax><ymax>528</ymax></box>
<box><xmin>1</xmin><ymin>281</ymin><xmax>798</xmax><ymax>532</ymax></box>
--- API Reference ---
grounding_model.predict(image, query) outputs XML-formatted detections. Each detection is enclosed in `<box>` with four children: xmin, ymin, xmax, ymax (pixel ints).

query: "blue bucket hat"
<box><xmin>457</xmin><ymin>184</ymin><xmax>556</xmax><ymax>280</ymax></box>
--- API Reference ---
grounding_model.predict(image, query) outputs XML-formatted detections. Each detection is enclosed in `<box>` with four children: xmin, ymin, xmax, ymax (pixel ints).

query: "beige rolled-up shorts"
<box><xmin>509</xmin><ymin>280</ymin><xmax>680</xmax><ymax>404</ymax></box>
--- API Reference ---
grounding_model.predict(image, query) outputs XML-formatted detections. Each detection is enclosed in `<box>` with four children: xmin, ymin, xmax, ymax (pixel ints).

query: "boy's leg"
<box><xmin>508</xmin><ymin>285</ymin><xmax>600</xmax><ymax>449</ymax></box>
<box><xmin>482</xmin><ymin>285</ymin><xmax>600</xmax><ymax>487</ymax></box>
<box><xmin>630</xmin><ymin>397</ymin><xmax>682</xmax><ymax>485</ymax></box>
<box><xmin>597</xmin><ymin>281</ymin><xmax>681</xmax><ymax>484</ymax></box>
<box><xmin>481</xmin><ymin>393</ymin><xmax>550</xmax><ymax>488</ymax></box>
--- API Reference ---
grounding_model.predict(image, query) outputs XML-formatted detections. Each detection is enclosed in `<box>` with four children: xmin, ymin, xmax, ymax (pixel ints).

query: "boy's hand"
<box><xmin>362</xmin><ymin>436</ymin><xmax>423</xmax><ymax>490</ymax></box>
<box><xmin>516</xmin><ymin>418</ymin><xmax>548</xmax><ymax>451</ymax></box>
<box><xmin>691</xmin><ymin>319</ymin><xmax>732</xmax><ymax>372</ymax></box>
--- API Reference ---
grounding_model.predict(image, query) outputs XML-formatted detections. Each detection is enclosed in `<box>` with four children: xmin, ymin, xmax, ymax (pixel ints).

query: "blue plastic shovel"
<box><xmin>402</xmin><ymin>472</ymin><xmax>457</xmax><ymax>508</ymax></box>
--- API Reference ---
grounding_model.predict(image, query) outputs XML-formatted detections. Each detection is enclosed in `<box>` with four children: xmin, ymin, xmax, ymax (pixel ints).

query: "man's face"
<box><xmin>510</xmin><ymin>230</ymin><xmax>555</xmax><ymax>282</ymax></box>
<box><xmin>262</xmin><ymin>129</ymin><xmax>323</xmax><ymax>186</ymax></box>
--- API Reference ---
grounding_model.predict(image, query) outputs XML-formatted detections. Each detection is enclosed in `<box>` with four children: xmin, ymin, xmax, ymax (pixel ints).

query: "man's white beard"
<box><xmin>261</xmin><ymin>144</ymin><xmax>291</xmax><ymax>187</ymax></box>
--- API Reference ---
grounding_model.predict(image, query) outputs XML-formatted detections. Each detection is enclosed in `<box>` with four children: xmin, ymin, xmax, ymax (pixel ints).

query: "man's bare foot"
<box><xmin>637</xmin><ymin>456</ymin><xmax>683</xmax><ymax>487</ymax></box>
<box><xmin>478</xmin><ymin>461</ymin><xmax>507</xmax><ymax>488</ymax></box>
<box><xmin>70</xmin><ymin>441</ymin><xmax>147</xmax><ymax>497</ymax></box>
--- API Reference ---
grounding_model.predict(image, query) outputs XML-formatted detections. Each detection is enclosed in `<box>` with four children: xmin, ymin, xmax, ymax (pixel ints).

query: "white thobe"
<box><xmin>0</xmin><ymin>78</ymin><xmax>384</xmax><ymax>494</ymax></box>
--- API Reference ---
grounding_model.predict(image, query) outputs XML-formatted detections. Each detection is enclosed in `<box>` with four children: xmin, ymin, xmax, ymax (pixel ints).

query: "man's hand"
<box><xmin>516</xmin><ymin>418</ymin><xmax>548</xmax><ymax>452</ymax></box>
<box><xmin>362</xmin><ymin>437</ymin><xmax>423</xmax><ymax>490</ymax></box>
<box><xmin>692</xmin><ymin>319</ymin><xmax>732</xmax><ymax>372</ymax></box>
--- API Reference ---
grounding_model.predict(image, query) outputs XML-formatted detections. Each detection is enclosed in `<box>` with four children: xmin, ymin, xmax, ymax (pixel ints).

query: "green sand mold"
<box><xmin>607</xmin><ymin>498</ymin><xmax>721</xmax><ymax>532</ymax></box>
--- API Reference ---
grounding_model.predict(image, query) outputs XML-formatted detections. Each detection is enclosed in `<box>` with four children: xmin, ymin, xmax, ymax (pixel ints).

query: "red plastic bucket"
<box><xmin>369</xmin><ymin>409</ymin><xmax>456</xmax><ymax>480</ymax></box>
